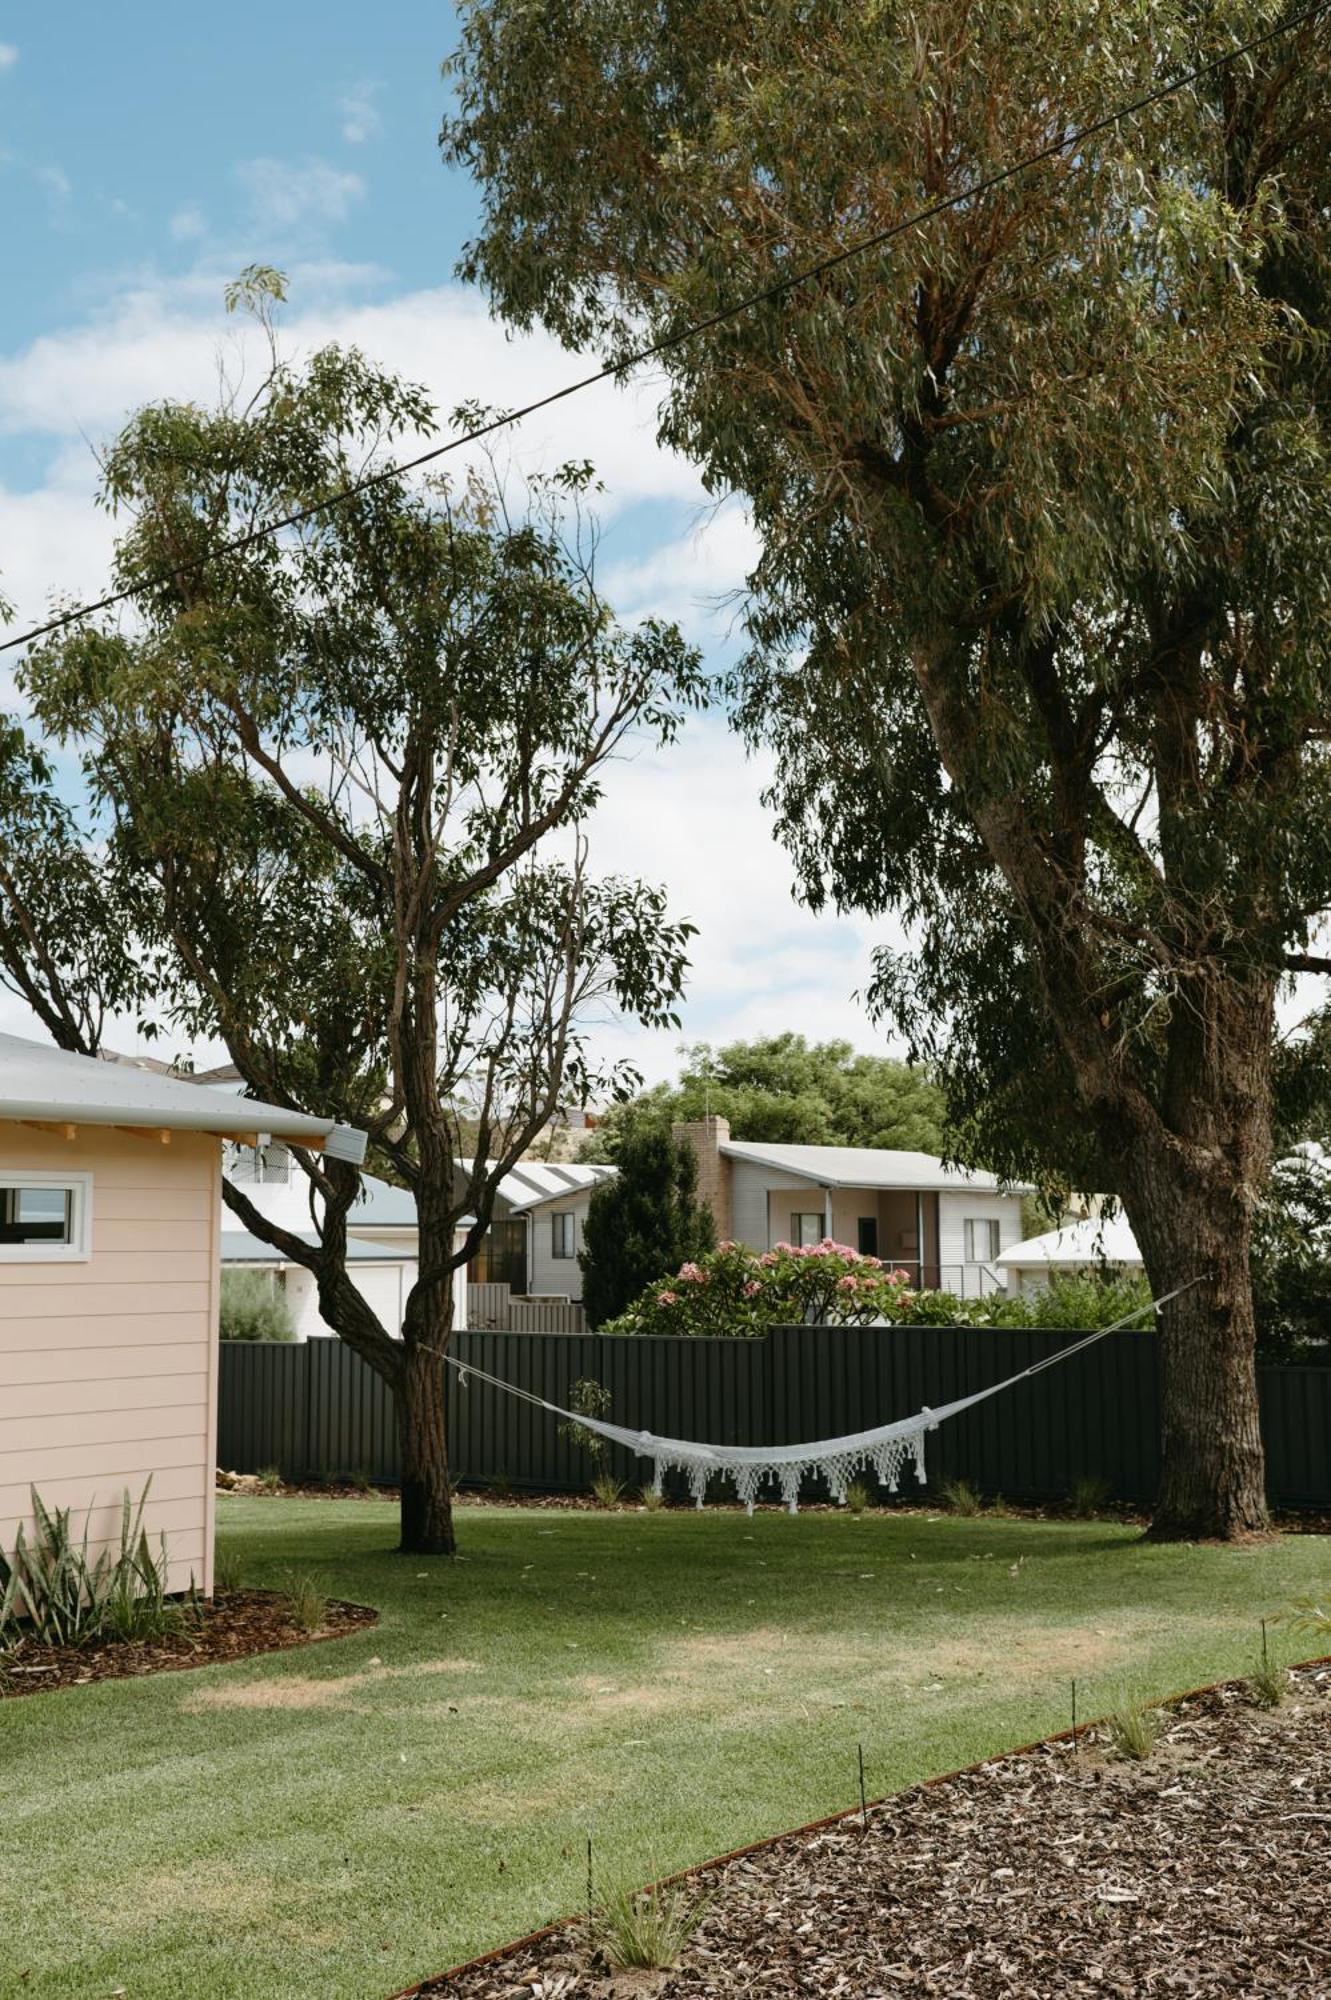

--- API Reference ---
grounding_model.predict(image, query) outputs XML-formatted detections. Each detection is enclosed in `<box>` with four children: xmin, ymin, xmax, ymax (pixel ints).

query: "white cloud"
<box><xmin>338</xmin><ymin>81</ymin><xmax>382</xmax><ymax>145</ymax></box>
<box><xmin>0</xmin><ymin>44</ymin><xmax>17</xmax><ymax>71</ymax></box>
<box><xmin>235</xmin><ymin>156</ymin><xmax>364</xmax><ymax>234</ymax></box>
<box><xmin>170</xmin><ymin>204</ymin><xmax>206</xmax><ymax>242</ymax></box>
<box><xmin>604</xmin><ymin>499</ymin><xmax>760</xmax><ymax>639</ymax></box>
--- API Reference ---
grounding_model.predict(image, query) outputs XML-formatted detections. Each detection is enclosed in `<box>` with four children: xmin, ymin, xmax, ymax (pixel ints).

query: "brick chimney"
<box><xmin>672</xmin><ymin>1115</ymin><xmax>733</xmax><ymax>1239</ymax></box>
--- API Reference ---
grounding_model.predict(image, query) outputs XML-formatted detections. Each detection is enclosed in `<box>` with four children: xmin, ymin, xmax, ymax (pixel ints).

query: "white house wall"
<box><xmin>526</xmin><ymin>1193</ymin><xmax>592</xmax><ymax>1299</ymax></box>
<box><xmin>937</xmin><ymin>1191</ymin><xmax>1024</xmax><ymax>1273</ymax></box>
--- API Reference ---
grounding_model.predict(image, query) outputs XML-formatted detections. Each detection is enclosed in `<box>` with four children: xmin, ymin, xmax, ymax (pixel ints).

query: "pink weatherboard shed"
<box><xmin>0</xmin><ymin>1034</ymin><xmax>365</xmax><ymax>1596</ymax></box>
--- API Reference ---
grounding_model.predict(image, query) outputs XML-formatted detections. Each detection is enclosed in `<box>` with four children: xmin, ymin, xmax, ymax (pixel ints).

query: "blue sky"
<box><xmin>0</xmin><ymin>5</ymin><xmax>901</xmax><ymax>1082</ymax></box>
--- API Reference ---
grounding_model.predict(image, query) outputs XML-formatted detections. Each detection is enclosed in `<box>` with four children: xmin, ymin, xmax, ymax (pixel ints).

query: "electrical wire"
<box><xmin>2</xmin><ymin>1</ymin><xmax>1327</xmax><ymax>659</ymax></box>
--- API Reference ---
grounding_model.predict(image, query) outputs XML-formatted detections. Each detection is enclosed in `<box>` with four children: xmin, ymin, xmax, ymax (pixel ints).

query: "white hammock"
<box><xmin>445</xmin><ymin>1282</ymin><xmax>1195</xmax><ymax>1515</ymax></box>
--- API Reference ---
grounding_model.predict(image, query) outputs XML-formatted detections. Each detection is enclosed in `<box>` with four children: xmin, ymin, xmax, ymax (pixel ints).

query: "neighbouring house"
<box><xmin>673</xmin><ymin>1117</ymin><xmax>1030</xmax><ymax>1298</ymax></box>
<box><xmin>0</xmin><ymin>1033</ymin><xmax>365</xmax><ymax>1595</ymax></box>
<box><xmin>994</xmin><ymin>1213</ymin><xmax>1144</xmax><ymax>1294</ymax></box>
<box><xmin>221</xmin><ymin>1145</ymin><xmax>612</xmax><ymax>1332</ymax></box>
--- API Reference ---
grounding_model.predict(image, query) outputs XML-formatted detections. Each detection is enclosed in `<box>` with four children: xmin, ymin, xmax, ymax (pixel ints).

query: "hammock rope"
<box><xmin>439</xmin><ymin>1278</ymin><xmax>1203</xmax><ymax>1515</ymax></box>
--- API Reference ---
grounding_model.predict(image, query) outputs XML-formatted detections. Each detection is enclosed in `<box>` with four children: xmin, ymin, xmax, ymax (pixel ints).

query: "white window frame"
<box><xmin>551</xmin><ymin>1211</ymin><xmax>576</xmax><ymax>1259</ymax></box>
<box><xmin>964</xmin><ymin>1216</ymin><xmax>1001</xmax><ymax>1264</ymax></box>
<box><xmin>0</xmin><ymin>1169</ymin><xmax>93</xmax><ymax>1263</ymax></box>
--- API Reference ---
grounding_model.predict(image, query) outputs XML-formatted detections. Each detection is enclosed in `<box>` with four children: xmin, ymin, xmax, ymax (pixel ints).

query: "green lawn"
<box><xmin>2</xmin><ymin>1497</ymin><xmax>1327</xmax><ymax>2000</ymax></box>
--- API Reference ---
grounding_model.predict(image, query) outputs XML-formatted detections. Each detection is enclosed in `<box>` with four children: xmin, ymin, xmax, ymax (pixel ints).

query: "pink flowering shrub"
<box><xmin>603</xmin><ymin>1239</ymin><xmax>916</xmax><ymax>1337</ymax></box>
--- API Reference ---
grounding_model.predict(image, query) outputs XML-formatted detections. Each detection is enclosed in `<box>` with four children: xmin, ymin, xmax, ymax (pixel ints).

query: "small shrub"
<box><xmin>1107</xmin><ymin>1702</ymin><xmax>1161</xmax><ymax>1761</ymax></box>
<box><xmin>1247</xmin><ymin>1658</ymin><xmax>1287</xmax><ymax>1710</ymax></box>
<box><xmin>1282</xmin><ymin>1592</ymin><xmax>1330</xmax><ymax>1638</ymax></box>
<box><xmin>0</xmin><ymin>1482</ymin><xmax>178</xmax><ymax>1647</ymax></box>
<box><xmin>940</xmin><ymin>1477</ymin><xmax>982</xmax><ymax>1517</ymax></box>
<box><xmin>592</xmin><ymin>1881</ymin><xmax>710</xmax><ymax>1971</ymax></box>
<box><xmin>213</xmin><ymin>1543</ymin><xmax>246</xmax><ymax>1595</ymax></box>
<box><xmin>639</xmin><ymin>1484</ymin><xmax>666</xmax><ymax>1511</ymax></box>
<box><xmin>257</xmin><ymin>1465</ymin><xmax>283</xmax><ymax>1495</ymax></box>
<box><xmin>283</xmin><ymin>1571</ymin><xmax>327</xmax><ymax>1633</ymax></box>
<box><xmin>489</xmin><ymin>1472</ymin><xmax>513</xmax><ymax>1502</ymax></box>
<box><xmin>347</xmin><ymin>1467</ymin><xmax>373</xmax><ymax>1495</ymax></box>
<box><xmin>559</xmin><ymin>1378</ymin><xmax>614</xmax><ymax>1471</ymax></box>
<box><xmin>591</xmin><ymin>1473</ymin><xmax>626</xmax><ymax>1510</ymax></box>
<box><xmin>844</xmin><ymin>1479</ymin><xmax>872</xmax><ymax>1515</ymax></box>
<box><xmin>1069</xmin><ymin>1474</ymin><xmax>1112</xmax><ymax>1519</ymax></box>
<box><xmin>219</xmin><ymin>1269</ymin><xmax>296</xmax><ymax>1342</ymax></box>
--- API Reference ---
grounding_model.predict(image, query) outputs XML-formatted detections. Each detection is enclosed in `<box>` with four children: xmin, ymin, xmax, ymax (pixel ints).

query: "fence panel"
<box><xmin>216</xmin><ymin>1326</ymin><xmax>1331</xmax><ymax>1508</ymax></box>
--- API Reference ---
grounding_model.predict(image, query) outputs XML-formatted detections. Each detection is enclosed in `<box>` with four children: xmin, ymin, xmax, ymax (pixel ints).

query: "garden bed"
<box><xmin>0</xmin><ymin>1589</ymin><xmax>377</xmax><ymax>1699</ymax></box>
<box><xmin>412</xmin><ymin>1662</ymin><xmax>1331</xmax><ymax>1999</ymax></box>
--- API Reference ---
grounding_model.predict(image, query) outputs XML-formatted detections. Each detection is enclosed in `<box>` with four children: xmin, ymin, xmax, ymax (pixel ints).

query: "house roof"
<box><xmin>0</xmin><ymin>1033</ymin><xmax>366</xmax><ymax>1158</ymax></box>
<box><xmin>994</xmin><ymin>1214</ymin><xmax>1142</xmax><ymax>1270</ymax></box>
<box><xmin>339</xmin><ymin>1160</ymin><xmax>615</xmax><ymax>1231</ymax></box>
<box><xmin>718</xmin><ymin>1140</ymin><xmax>1028</xmax><ymax>1195</ymax></box>
<box><xmin>485</xmin><ymin>1160</ymin><xmax>615</xmax><ymax>1212</ymax></box>
<box><xmin>221</xmin><ymin>1229</ymin><xmax>410</xmax><ymax>1265</ymax></box>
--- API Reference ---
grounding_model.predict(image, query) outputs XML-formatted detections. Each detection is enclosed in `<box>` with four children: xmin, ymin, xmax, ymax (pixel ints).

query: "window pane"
<box><xmin>793</xmin><ymin>1212</ymin><xmax>823</xmax><ymax>1246</ymax></box>
<box><xmin>857</xmin><ymin>1216</ymin><xmax>879</xmax><ymax>1257</ymax></box>
<box><xmin>964</xmin><ymin>1218</ymin><xmax>1000</xmax><ymax>1262</ymax></box>
<box><xmin>552</xmin><ymin>1212</ymin><xmax>575</xmax><ymax>1258</ymax></box>
<box><xmin>0</xmin><ymin>1186</ymin><xmax>73</xmax><ymax>1245</ymax></box>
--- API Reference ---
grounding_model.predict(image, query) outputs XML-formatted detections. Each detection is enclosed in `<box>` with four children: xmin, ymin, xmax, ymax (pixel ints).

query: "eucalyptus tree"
<box><xmin>443</xmin><ymin>1</ymin><xmax>1331</xmax><ymax>1535</ymax></box>
<box><xmin>12</xmin><ymin>275</ymin><xmax>705</xmax><ymax>1553</ymax></box>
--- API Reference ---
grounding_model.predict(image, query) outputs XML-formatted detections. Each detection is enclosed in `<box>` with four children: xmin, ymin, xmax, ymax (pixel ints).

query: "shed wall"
<box><xmin>0</xmin><ymin>1122</ymin><xmax>219</xmax><ymax>1595</ymax></box>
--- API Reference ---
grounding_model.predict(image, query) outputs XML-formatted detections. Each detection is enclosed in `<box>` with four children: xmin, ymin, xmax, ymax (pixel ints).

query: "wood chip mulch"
<box><xmin>0</xmin><ymin>1589</ymin><xmax>377</xmax><ymax>1699</ymax></box>
<box><xmin>414</xmin><ymin>1665</ymin><xmax>1331</xmax><ymax>2000</ymax></box>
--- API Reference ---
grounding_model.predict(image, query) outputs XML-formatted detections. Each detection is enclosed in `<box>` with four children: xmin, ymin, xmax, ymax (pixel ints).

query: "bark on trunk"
<box><xmin>1119</xmin><ymin>1171</ymin><xmax>1270</xmax><ymax>1541</ymax></box>
<box><xmin>396</xmin><ymin>1339</ymin><xmax>455</xmax><ymax>1555</ymax></box>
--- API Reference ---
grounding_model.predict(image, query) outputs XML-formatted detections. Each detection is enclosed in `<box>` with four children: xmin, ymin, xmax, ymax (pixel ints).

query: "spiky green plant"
<box><xmin>1247</xmin><ymin>1658</ymin><xmax>1287</xmax><ymax>1709</ymax></box>
<box><xmin>940</xmin><ymin>1477</ymin><xmax>982</xmax><ymax>1517</ymax></box>
<box><xmin>213</xmin><ymin>1542</ymin><xmax>247</xmax><ymax>1596</ymax></box>
<box><xmin>844</xmin><ymin>1479</ymin><xmax>872</xmax><ymax>1515</ymax></box>
<box><xmin>639</xmin><ymin>1484</ymin><xmax>666</xmax><ymax>1511</ymax></box>
<box><xmin>1069</xmin><ymin>1474</ymin><xmax>1112</xmax><ymax>1519</ymax></box>
<box><xmin>1107</xmin><ymin>1702</ymin><xmax>1161</xmax><ymax>1761</ymax></box>
<box><xmin>283</xmin><ymin>1572</ymin><xmax>327</xmax><ymax>1633</ymax></box>
<box><xmin>591</xmin><ymin>1473</ymin><xmax>625</xmax><ymax>1510</ymax></box>
<box><xmin>257</xmin><ymin>1466</ymin><xmax>283</xmax><ymax>1495</ymax></box>
<box><xmin>0</xmin><ymin>1483</ymin><xmax>177</xmax><ymax>1647</ymax></box>
<box><xmin>592</xmin><ymin>1881</ymin><xmax>709</xmax><ymax>1971</ymax></box>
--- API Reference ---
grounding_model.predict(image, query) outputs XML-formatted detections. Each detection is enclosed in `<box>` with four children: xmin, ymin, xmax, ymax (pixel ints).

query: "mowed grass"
<box><xmin>2</xmin><ymin>1496</ymin><xmax>1327</xmax><ymax>2000</ymax></box>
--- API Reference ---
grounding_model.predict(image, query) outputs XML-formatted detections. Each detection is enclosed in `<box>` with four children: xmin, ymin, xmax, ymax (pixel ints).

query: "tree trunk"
<box><xmin>397</xmin><ymin>1339</ymin><xmax>455</xmax><ymax>1555</ymax></box>
<box><xmin>1119</xmin><ymin>1163</ymin><xmax>1270</xmax><ymax>1542</ymax></box>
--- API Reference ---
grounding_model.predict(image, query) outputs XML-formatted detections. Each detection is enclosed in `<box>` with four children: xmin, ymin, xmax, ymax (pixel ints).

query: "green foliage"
<box><xmin>638</xmin><ymin>1484</ymin><xmax>666</xmax><ymax>1511</ymax></box>
<box><xmin>580</xmin><ymin>1129</ymin><xmax>715</xmax><ymax>1327</ymax></box>
<box><xmin>257</xmin><ymin>1466</ymin><xmax>282</xmax><ymax>1495</ymax></box>
<box><xmin>1068</xmin><ymin>1475</ymin><xmax>1113</xmax><ymax>1519</ymax></box>
<box><xmin>844</xmin><ymin>1479</ymin><xmax>873</xmax><ymax>1515</ymax></box>
<box><xmin>0</xmin><ymin>1483</ymin><xmax>182</xmax><ymax>1647</ymax></box>
<box><xmin>1247</xmin><ymin>1658</ymin><xmax>1287</xmax><ymax>1710</ymax></box>
<box><xmin>444</xmin><ymin>1</ymin><xmax>1331</xmax><ymax>1531</ymax></box>
<box><xmin>282</xmin><ymin>1572</ymin><xmax>327</xmax><ymax>1633</ymax></box>
<box><xmin>557</xmin><ymin>1376</ymin><xmax>613</xmax><ymax>1469</ymax></box>
<box><xmin>213</xmin><ymin>1542</ymin><xmax>246</xmax><ymax>1595</ymax></box>
<box><xmin>940</xmin><ymin>1478</ymin><xmax>982</xmax><ymax>1518</ymax></box>
<box><xmin>590</xmin><ymin>1473</ymin><xmax>626</xmax><ymax>1509</ymax></box>
<box><xmin>1251</xmin><ymin>1149</ymin><xmax>1331</xmax><ymax>1361</ymax></box>
<box><xmin>1107</xmin><ymin>1703</ymin><xmax>1162</xmax><ymax>1762</ymax></box>
<box><xmin>591</xmin><ymin>1880</ymin><xmax>710</xmax><ymax>1971</ymax></box>
<box><xmin>579</xmin><ymin>1033</ymin><xmax>945</xmax><ymax>1161</ymax></box>
<box><xmin>219</xmin><ymin>1269</ymin><xmax>296</xmax><ymax>1343</ymax></box>
<box><xmin>604</xmin><ymin>1238</ymin><xmax>913</xmax><ymax>1338</ymax></box>
<box><xmin>3</xmin><ymin>272</ymin><xmax>708</xmax><ymax>1551</ymax></box>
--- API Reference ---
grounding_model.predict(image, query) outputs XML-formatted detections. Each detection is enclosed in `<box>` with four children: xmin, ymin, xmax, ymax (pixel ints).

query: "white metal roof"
<box><xmin>994</xmin><ymin>1214</ymin><xmax>1142</xmax><ymax>1270</ymax></box>
<box><xmin>718</xmin><ymin>1140</ymin><xmax>1028</xmax><ymax>1195</ymax></box>
<box><xmin>0</xmin><ymin>1032</ymin><xmax>366</xmax><ymax>1159</ymax></box>
<box><xmin>488</xmin><ymin>1160</ymin><xmax>616</xmax><ymax>1211</ymax></box>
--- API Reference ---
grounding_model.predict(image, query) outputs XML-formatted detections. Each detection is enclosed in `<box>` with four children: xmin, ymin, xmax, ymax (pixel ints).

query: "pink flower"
<box><xmin>890</xmin><ymin>1268</ymin><xmax>911</xmax><ymax>1286</ymax></box>
<box><xmin>836</xmin><ymin>1274</ymin><xmax>859</xmax><ymax>1293</ymax></box>
<box><xmin>760</xmin><ymin>1251</ymin><xmax>779</xmax><ymax>1266</ymax></box>
<box><xmin>678</xmin><ymin>1262</ymin><xmax>706</xmax><ymax>1283</ymax></box>
<box><xmin>742</xmin><ymin>1280</ymin><xmax>762</xmax><ymax>1298</ymax></box>
<box><xmin>773</xmin><ymin>1240</ymin><xmax>793</xmax><ymax>1253</ymax></box>
<box><xmin>717</xmin><ymin>1240</ymin><xmax>737</xmax><ymax>1253</ymax></box>
<box><xmin>656</xmin><ymin>1290</ymin><xmax>678</xmax><ymax>1305</ymax></box>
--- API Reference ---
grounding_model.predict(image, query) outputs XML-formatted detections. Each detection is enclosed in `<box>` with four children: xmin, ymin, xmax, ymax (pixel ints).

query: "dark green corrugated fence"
<box><xmin>217</xmin><ymin>1326</ymin><xmax>1331</xmax><ymax>1507</ymax></box>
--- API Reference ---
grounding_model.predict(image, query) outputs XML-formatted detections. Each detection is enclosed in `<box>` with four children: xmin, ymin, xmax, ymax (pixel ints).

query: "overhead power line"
<box><xmin>2</xmin><ymin>0</ymin><xmax>1327</xmax><ymax>660</ymax></box>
